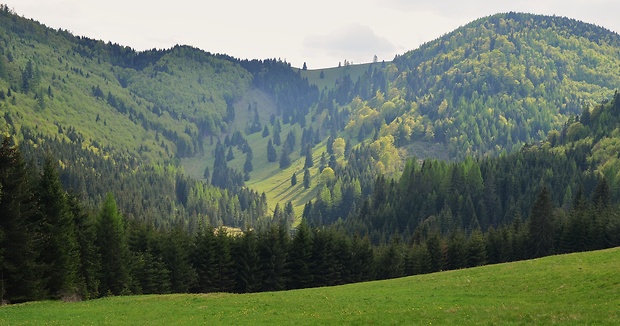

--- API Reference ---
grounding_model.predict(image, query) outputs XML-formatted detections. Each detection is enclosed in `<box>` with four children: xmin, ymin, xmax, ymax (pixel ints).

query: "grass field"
<box><xmin>2</xmin><ymin>247</ymin><xmax>619</xmax><ymax>325</ymax></box>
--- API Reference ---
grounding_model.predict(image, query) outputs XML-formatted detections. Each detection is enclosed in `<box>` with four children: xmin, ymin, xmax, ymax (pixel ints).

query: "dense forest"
<box><xmin>2</xmin><ymin>6</ymin><xmax>620</xmax><ymax>304</ymax></box>
<box><xmin>2</xmin><ymin>119</ymin><xmax>619</xmax><ymax>302</ymax></box>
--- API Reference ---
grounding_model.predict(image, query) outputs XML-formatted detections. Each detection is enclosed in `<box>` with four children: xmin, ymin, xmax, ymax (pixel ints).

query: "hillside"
<box><xmin>2</xmin><ymin>247</ymin><xmax>618</xmax><ymax>325</ymax></box>
<box><xmin>299</xmin><ymin>12</ymin><xmax>620</xmax><ymax>231</ymax></box>
<box><xmin>3</xmin><ymin>7</ymin><xmax>620</xmax><ymax>226</ymax></box>
<box><xmin>0</xmin><ymin>6</ymin><xmax>315</xmax><ymax>226</ymax></box>
<box><xmin>320</xmin><ymin>13</ymin><xmax>620</xmax><ymax>161</ymax></box>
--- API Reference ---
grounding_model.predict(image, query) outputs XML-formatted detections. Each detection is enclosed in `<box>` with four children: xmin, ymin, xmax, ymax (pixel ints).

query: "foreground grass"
<box><xmin>2</xmin><ymin>248</ymin><xmax>619</xmax><ymax>325</ymax></box>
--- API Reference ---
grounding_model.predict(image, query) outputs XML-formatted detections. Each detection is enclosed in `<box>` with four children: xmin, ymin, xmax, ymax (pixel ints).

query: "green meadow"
<box><xmin>2</xmin><ymin>247</ymin><xmax>618</xmax><ymax>325</ymax></box>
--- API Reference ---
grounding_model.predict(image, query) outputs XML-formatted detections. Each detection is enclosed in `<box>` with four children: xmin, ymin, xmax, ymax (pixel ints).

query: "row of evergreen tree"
<box><xmin>3</xmin><ymin>133</ymin><xmax>619</xmax><ymax>304</ymax></box>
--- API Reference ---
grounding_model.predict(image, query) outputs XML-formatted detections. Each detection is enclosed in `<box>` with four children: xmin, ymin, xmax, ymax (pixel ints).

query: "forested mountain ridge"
<box><xmin>2</xmin><ymin>7</ymin><xmax>620</xmax><ymax>229</ymax></box>
<box><xmin>321</xmin><ymin>12</ymin><xmax>620</xmax><ymax>162</ymax></box>
<box><xmin>2</xmin><ymin>6</ymin><xmax>620</xmax><ymax>306</ymax></box>
<box><xmin>0</xmin><ymin>6</ymin><xmax>316</xmax><ymax>227</ymax></box>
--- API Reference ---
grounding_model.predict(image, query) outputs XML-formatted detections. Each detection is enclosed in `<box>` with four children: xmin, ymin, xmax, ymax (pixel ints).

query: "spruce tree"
<box><xmin>304</xmin><ymin>145</ymin><xmax>313</xmax><ymax>168</ymax></box>
<box><xmin>528</xmin><ymin>186</ymin><xmax>555</xmax><ymax>258</ymax></box>
<box><xmin>291</xmin><ymin>172</ymin><xmax>297</xmax><ymax>186</ymax></box>
<box><xmin>287</xmin><ymin>219</ymin><xmax>313</xmax><ymax>289</ymax></box>
<box><xmin>267</xmin><ymin>139</ymin><xmax>277</xmax><ymax>163</ymax></box>
<box><xmin>258</xmin><ymin>224</ymin><xmax>289</xmax><ymax>292</ymax></box>
<box><xmin>36</xmin><ymin>156</ymin><xmax>80</xmax><ymax>299</ymax></box>
<box><xmin>192</xmin><ymin>225</ymin><xmax>217</xmax><ymax>293</ymax></box>
<box><xmin>96</xmin><ymin>193</ymin><xmax>130</xmax><ymax>296</ymax></box>
<box><xmin>68</xmin><ymin>194</ymin><xmax>100</xmax><ymax>299</ymax></box>
<box><xmin>303</xmin><ymin>168</ymin><xmax>311</xmax><ymax>189</ymax></box>
<box><xmin>234</xmin><ymin>230</ymin><xmax>260</xmax><ymax>293</ymax></box>
<box><xmin>0</xmin><ymin>136</ymin><xmax>42</xmax><ymax>302</ymax></box>
<box><xmin>279</xmin><ymin>147</ymin><xmax>291</xmax><ymax>169</ymax></box>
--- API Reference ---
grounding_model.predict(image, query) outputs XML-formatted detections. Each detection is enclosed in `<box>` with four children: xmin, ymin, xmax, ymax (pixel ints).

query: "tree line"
<box><xmin>3</xmin><ymin>134</ymin><xmax>619</xmax><ymax>304</ymax></box>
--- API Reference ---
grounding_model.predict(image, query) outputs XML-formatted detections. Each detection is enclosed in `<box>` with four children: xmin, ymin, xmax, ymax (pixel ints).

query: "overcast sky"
<box><xmin>4</xmin><ymin>1</ymin><xmax>620</xmax><ymax>69</ymax></box>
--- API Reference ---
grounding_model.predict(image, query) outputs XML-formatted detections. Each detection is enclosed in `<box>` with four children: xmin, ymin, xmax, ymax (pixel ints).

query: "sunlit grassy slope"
<box><xmin>180</xmin><ymin>88</ymin><xmax>324</xmax><ymax>217</ymax></box>
<box><xmin>3</xmin><ymin>247</ymin><xmax>618</xmax><ymax>325</ymax></box>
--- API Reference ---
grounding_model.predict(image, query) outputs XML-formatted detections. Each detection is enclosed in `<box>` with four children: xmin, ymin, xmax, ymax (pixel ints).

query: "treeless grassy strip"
<box><xmin>3</xmin><ymin>248</ymin><xmax>619</xmax><ymax>325</ymax></box>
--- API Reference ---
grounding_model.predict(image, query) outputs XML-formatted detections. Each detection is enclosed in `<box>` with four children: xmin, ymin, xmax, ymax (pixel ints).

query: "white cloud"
<box><xmin>304</xmin><ymin>23</ymin><xmax>397</xmax><ymax>65</ymax></box>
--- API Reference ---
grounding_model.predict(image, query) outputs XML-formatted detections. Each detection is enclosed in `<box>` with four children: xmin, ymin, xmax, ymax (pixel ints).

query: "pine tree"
<box><xmin>304</xmin><ymin>145</ymin><xmax>313</xmax><ymax>168</ymax></box>
<box><xmin>0</xmin><ymin>136</ymin><xmax>42</xmax><ymax>302</ymax></box>
<box><xmin>291</xmin><ymin>172</ymin><xmax>297</xmax><ymax>186</ymax></box>
<box><xmin>528</xmin><ymin>186</ymin><xmax>555</xmax><ymax>258</ymax></box>
<box><xmin>213</xmin><ymin>228</ymin><xmax>235</xmax><ymax>292</ymax></box>
<box><xmin>446</xmin><ymin>230</ymin><xmax>467</xmax><ymax>270</ymax></box>
<box><xmin>68</xmin><ymin>194</ymin><xmax>100</xmax><ymax>299</ymax></box>
<box><xmin>244</xmin><ymin>154</ymin><xmax>253</xmax><ymax>174</ymax></box>
<box><xmin>96</xmin><ymin>193</ymin><xmax>130</xmax><ymax>296</ymax></box>
<box><xmin>36</xmin><ymin>156</ymin><xmax>80</xmax><ymax>299</ymax></box>
<box><xmin>279</xmin><ymin>147</ymin><xmax>291</xmax><ymax>169</ymax></box>
<box><xmin>258</xmin><ymin>224</ymin><xmax>289</xmax><ymax>292</ymax></box>
<box><xmin>161</xmin><ymin>228</ymin><xmax>196</xmax><ymax>293</ymax></box>
<box><xmin>287</xmin><ymin>219</ymin><xmax>313</xmax><ymax>289</ymax></box>
<box><xmin>191</xmin><ymin>225</ymin><xmax>217</xmax><ymax>293</ymax></box>
<box><xmin>234</xmin><ymin>230</ymin><xmax>260</xmax><ymax>293</ymax></box>
<box><xmin>303</xmin><ymin>168</ymin><xmax>311</xmax><ymax>189</ymax></box>
<box><xmin>266</xmin><ymin>139</ymin><xmax>277</xmax><ymax>163</ymax></box>
<box><xmin>467</xmin><ymin>228</ymin><xmax>487</xmax><ymax>267</ymax></box>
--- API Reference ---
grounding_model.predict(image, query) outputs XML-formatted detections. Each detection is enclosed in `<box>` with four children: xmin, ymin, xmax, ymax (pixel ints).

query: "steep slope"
<box><xmin>0</xmin><ymin>7</ymin><xmax>273</xmax><ymax>228</ymax></box>
<box><xmin>295</xmin><ymin>12</ymin><xmax>620</xmax><ymax>225</ymax></box>
<box><xmin>321</xmin><ymin>12</ymin><xmax>620</xmax><ymax>162</ymax></box>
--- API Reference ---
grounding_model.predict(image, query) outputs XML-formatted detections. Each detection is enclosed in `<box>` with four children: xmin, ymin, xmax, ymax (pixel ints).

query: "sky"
<box><xmin>4</xmin><ymin>0</ymin><xmax>620</xmax><ymax>69</ymax></box>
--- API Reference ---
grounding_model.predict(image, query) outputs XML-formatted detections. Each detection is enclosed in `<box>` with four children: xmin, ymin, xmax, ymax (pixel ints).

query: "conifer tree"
<box><xmin>226</xmin><ymin>147</ymin><xmax>235</xmax><ymax>161</ymax></box>
<box><xmin>68</xmin><ymin>194</ymin><xmax>100</xmax><ymax>299</ymax></box>
<box><xmin>528</xmin><ymin>186</ymin><xmax>555</xmax><ymax>258</ymax></box>
<box><xmin>258</xmin><ymin>224</ymin><xmax>289</xmax><ymax>292</ymax></box>
<box><xmin>0</xmin><ymin>136</ymin><xmax>42</xmax><ymax>302</ymax></box>
<box><xmin>267</xmin><ymin>139</ymin><xmax>277</xmax><ymax>163</ymax></box>
<box><xmin>467</xmin><ymin>228</ymin><xmax>487</xmax><ymax>267</ymax></box>
<box><xmin>304</xmin><ymin>145</ymin><xmax>313</xmax><ymax>168</ymax></box>
<box><xmin>192</xmin><ymin>225</ymin><xmax>217</xmax><ymax>293</ymax></box>
<box><xmin>287</xmin><ymin>219</ymin><xmax>313</xmax><ymax>289</ymax></box>
<box><xmin>36</xmin><ymin>156</ymin><xmax>80</xmax><ymax>299</ymax></box>
<box><xmin>303</xmin><ymin>168</ymin><xmax>311</xmax><ymax>189</ymax></box>
<box><xmin>213</xmin><ymin>227</ymin><xmax>235</xmax><ymax>292</ymax></box>
<box><xmin>96</xmin><ymin>193</ymin><xmax>130</xmax><ymax>296</ymax></box>
<box><xmin>279</xmin><ymin>147</ymin><xmax>291</xmax><ymax>169</ymax></box>
<box><xmin>291</xmin><ymin>172</ymin><xmax>297</xmax><ymax>186</ymax></box>
<box><xmin>234</xmin><ymin>230</ymin><xmax>260</xmax><ymax>293</ymax></box>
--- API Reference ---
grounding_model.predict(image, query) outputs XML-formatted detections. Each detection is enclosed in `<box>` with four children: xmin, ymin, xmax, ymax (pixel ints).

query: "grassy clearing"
<box><xmin>3</xmin><ymin>248</ymin><xmax>619</xmax><ymax>325</ymax></box>
<box><xmin>181</xmin><ymin>88</ymin><xmax>330</xmax><ymax>218</ymax></box>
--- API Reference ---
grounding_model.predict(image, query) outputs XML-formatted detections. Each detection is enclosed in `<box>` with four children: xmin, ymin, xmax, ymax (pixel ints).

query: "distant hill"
<box><xmin>319</xmin><ymin>12</ymin><xmax>620</xmax><ymax>161</ymax></box>
<box><xmin>3</xmin><ymin>7</ymin><xmax>620</xmax><ymax>227</ymax></box>
<box><xmin>0</xmin><ymin>6</ymin><xmax>314</xmax><ymax>228</ymax></box>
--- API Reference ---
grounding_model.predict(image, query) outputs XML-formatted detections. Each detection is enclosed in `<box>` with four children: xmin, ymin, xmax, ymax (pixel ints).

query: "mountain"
<box><xmin>2</xmin><ymin>7</ymin><xmax>620</xmax><ymax>226</ymax></box>
<box><xmin>296</xmin><ymin>12</ymin><xmax>620</xmax><ymax>225</ymax></box>
<box><xmin>308</xmin><ymin>12</ymin><xmax>620</xmax><ymax>162</ymax></box>
<box><xmin>0</xmin><ymin>6</ymin><xmax>315</xmax><ymax>227</ymax></box>
<box><xmin>2</xmin><ymin>7</ymin><xmax>620</xmax><ymax>305</ymax></box>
